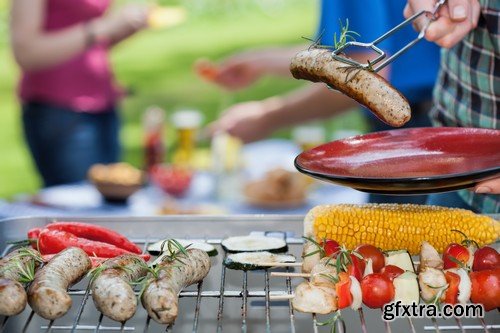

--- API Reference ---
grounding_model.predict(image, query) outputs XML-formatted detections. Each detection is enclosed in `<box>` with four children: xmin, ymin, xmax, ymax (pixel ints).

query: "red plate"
<box><xmin>295</xmin><ymin>127</ymin><xmax>500</xmax><ymax>194</ymax></box>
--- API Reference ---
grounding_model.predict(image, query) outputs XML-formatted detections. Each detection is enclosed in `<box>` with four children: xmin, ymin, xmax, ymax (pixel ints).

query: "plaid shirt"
<box><xmin>430</xmin><ymin>0</ymin><xmax>499</xmax><ymax>214</ymax></box>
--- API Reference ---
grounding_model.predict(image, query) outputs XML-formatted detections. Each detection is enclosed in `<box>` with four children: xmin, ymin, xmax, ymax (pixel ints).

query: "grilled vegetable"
<box><xmin>355</xmin><ymin>244</ymin><xmax>385</xmax><ymax>273</ymax></box>
<box><xmin>470</xmin><ymin>268</ymin><xmax>500</xmax><ymax>311</ymax></box>
<box><xmin>141</xmin><ymin>248</ymin><xmax>211</xmax><ymax>324</ymax></box>
<box><xmin>384</xmin><ymin>250</ymin><xmax>415</xmax><ymax>273</ymax></box>
<box><xmin>472</xmin><ymin>246</ymin><xmax>500</xmax><ymax>271</ymax></box>
<box><xmin>28</xmin><ymin>247</ymin><xmax>91</xmax><ymax>320</ymax></box>
<box><xmin>0</xmin><ymin>248</ymin><xmax>42</xmax><ymax>316</ymax></box>
<box><xmin>443</xmin><ymin>243</ymin><xmax>470</xmax><ymax>270</ymax></box>
<box><xmin>221</xmin><ymin>235</ymin><xmax>287</xmax><ymax>253</ymax></box>
<box><xmin>148</xmin><ymin>239</ymin><xmax>218</xmax><ymax>257</ymax></box>
<box><xmin>302</xmin><ymin>204</ymin><xmax>499</xmax><ymax>272</ymax></box>
<box><xmin>380</xmin><ymin>265</ymin><xmax>404</xmax><ymax>281</ymax></box>
<box><xmin>38</xmin><ymin>229</ymin><xmax>150</xmax><ymax>260</ymax></box>
<box><xmin>45</xmin><ymin>222</ymin><xmax>142</xmax><ymax>254</ymax></box>
<box><xmin>91</xmin><ymin>255</ymin><xmax>148</xmax><ymax>322</ymax></box>
<box><xmin>224</xmin><ymin>252</ymin><xmax>295</xmax><ymax>271</ymax></box>
<box><xmin>290</xmin><ymin>48</ymin><xmax>411</xmax><ymax>127</ymax></box>
<box><xmin>393</xmin><ymin>272</ymin><xmax>419</xmax><ymax>305</ymax></box>
<box><xmin>360</xmin><ymin>273</ymin><xmax>395</xmax><ymax>308</ymax></box>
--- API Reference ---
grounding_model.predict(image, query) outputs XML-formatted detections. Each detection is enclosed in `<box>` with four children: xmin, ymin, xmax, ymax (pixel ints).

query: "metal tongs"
<box><xmin>332</xmin><ymin>0</ymin><xmax>447</xmax><ymax>72</ymax></box>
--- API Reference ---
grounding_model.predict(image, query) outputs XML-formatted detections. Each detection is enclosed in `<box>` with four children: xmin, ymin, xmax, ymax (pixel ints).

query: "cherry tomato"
<box><xmin>321</xmin><ymin>239</ymin><xmax>340</xmax><ymax>257</ymax></box>
<box><xmin>443</xmin><ymin>243</ymin><xmax>469</xmax><ymax>269</ymax></box>
<box><xmin>361</xmin><ymin>273</ymin><xmax>395</xmax><ymax>309</ymax></box>
<box><xmin>347</xmin><ymin>254</ymin><xmax>366</xmax><ymax>281</ymax></box>
<box><xmin>470</xmin><ymin>268</ymin><xmax>500</xmax><ymax>311</ymax></box>
<box><xmin>380</xmin><ymin>265</ymin><xmax>404</xmax><ymax>281</ymax></box>
<box><xmin>473</xmin><ymin>247</ymin><xmax>500</xmax><ymax>271</ymax></box>
<box><xmin>443</xmin><ymin>271</ymin><xmax>460</xmax><ymax>305</ymax></box>
<box><xmin>355</xmin><ymin>244</ymin><xmax>385</xmax><ymax>273</ymax></box>
<box><xmin>335</xmin><ymin>272</ymin><xmax>353</xmax><ymax>309</ymax></box>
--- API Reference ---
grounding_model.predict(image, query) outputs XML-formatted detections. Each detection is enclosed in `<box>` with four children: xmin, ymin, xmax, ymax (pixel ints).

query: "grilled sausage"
<box><xmin>0</xmin><ymin>248</ymin><xmax>41</xmax><ymax>316</ymax></box>
<box><xmin>290</xmin><ymin>48</ymin><xmax>411</xmax><ymax>127</ymax></box>
<box><xmin>0</xmin><ymin>279</ymin><xmax>26</xmax><ymax>316</ymax></box>
<box><xmin>91</xmin><ymin>255</ymin><xmax>148</xmax><ymax>322</ymax></box>
<box><xmin>28</xmin><ymin>247</ymin><xmax>91</xmax><ymax>320</ymax></box>
<box><xmin>141</xmin><ymin>249</ymin><xmax>211</xmax><ymax>324</ymax></box>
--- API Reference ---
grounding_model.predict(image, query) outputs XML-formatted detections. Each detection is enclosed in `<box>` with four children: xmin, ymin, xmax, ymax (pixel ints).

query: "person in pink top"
<box><xmin>10</xmin><ymin>0</ymin><xmax>149</xmax><ymax>187</ymax></box>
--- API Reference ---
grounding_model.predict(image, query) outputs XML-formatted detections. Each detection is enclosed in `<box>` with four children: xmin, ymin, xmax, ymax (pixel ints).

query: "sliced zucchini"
<box><xmin>385</xmin><ymin>250</ymin><xmax>415</xmax><ymax>273</ymax></box>
<box><xmin>147</xmin><ymin>239</ymin><xmax>218</xmax><ymax>257</ymax></box>
<box><xmin>221</xmin><ymin>235</ymin><xmax>287</xmax><ymax>253</ymax></box>
<box><xmin>393</xmin><ymin>271</ymin><xmax>419</xmax><ymax>305</ymax></box>
<box><xmin>224</xmin><ymin>251</ymin><xmax>295</xmax><ymax>271</ymax></box>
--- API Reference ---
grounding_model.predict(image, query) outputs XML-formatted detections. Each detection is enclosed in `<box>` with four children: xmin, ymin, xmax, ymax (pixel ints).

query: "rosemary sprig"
<box><xmin>333</xmin><ymin>19</ymin><xmax>360</xmax><ymax>50</ymax></box>
<box><xmin>160</xmin><ymin>239</ymin><xmax>191</xmax><ymax>265</ymax></box>
<box><xmin>0</xmin><ymin>248</ymin><xmax>43</xmax><ymax>284</ymax></box>
<box><xmin>318</xmin><ymin>273</ymin><xmax>339</xmax><ymax>284</ymax></box>
<box><xmin>317</xmin><ymin>310</ymin><xmax>346</xmax><ymax>333</ymax></box>
<box><xmin>302</xmin><ymin>236</ymin><xmax>326</xmax><ymax>259</ymax></box>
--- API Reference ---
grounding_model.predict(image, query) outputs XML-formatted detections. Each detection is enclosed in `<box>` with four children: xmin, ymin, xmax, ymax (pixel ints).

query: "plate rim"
<box><xmin>294</xmin><ymin>127</ymin><xmax>500</xmax><ymax>186</ymax></box>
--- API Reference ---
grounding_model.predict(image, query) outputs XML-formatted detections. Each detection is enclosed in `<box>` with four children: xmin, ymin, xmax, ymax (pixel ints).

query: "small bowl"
<box><xmin>88</xmin><ymin>163</ymin><xmax>145</xmax><ymax>203</ymax></box>
<box><xmin>150</xmin><ymin>164</ymin><xmax>193</xmax><ymax>197</ymax></box>
<box><xmin>92</xmin><ymin>182</ymin><xmax>144</xmax><ymax>203</ymax></box>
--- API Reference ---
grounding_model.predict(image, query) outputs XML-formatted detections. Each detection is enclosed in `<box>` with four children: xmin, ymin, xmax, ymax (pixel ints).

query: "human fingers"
<box><xmin>473</xmin><ymin>177</ymin><xmax>500</xmax><ymax>195</ymax></box>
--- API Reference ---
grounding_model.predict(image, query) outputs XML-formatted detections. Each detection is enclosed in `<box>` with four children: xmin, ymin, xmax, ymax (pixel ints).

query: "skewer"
<box><xmin>269</xmin><ymin>294</ymin><xmax>295</xmax><ymax>301</ymax></box>
<box><xmin>271</xmin><ymin>272</ymin><xmax>310</xmax><ymax>278</ymax></box>
<box><xmin>259</xmin><ymin>262</ymin><xmax>303</xmax><ymax>267</ymax></box>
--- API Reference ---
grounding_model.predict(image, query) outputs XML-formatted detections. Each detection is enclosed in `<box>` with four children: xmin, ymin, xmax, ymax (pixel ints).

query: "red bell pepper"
<box><xmin>444</xmin><ymin>271</ymin><xmax>460</xmax><ymax>305</ymax></box>
<box><xmin>27</xmin><ymin>227</ymin><xmax>42</xmax><ymax>249</ymax></box>
<box><xmin>38</xmin><ymin>229</ymin><xmax>149</xmax><ymax>260</ymax></box>
<box><xmin>45</xmin><ymin>222</ymin><xmax>142</xmax><ymax>254</ymax></box>
<box><xmin>336</xmin><ymin>272</ymin><xmax>353</xmax><ymax>309</ymax></box>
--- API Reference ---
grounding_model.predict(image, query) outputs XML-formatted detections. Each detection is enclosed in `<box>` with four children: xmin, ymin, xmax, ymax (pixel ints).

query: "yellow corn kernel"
<box><xmin>305</xmin><ymin>204</ymin><xmax>500</xmax><ymax>254</ymax></box>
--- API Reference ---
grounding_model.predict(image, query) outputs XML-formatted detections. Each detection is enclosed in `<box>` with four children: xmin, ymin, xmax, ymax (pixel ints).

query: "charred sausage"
<box><xmin>0</xmin><ymin>248</ymin><xmax>41</xmax><ymax>316</ymax></box>
<box><xmin>141</xmin><ymin>249</ymin><xmax>210</xmax><ymax>324</ymax></box>
<box><xmin>28</xmin><ymin>247</ymin><xmax>91</xmax><ymax>320</ymax></box>
<box><xmin>290</xmin><ymin>48</ymin><xmax>411</xmax><ymax>127</ymax></box>
<box><xmin>91</xmin><ymin>255</ymin><xmax>148</xmax><ymax>322</ymax></box>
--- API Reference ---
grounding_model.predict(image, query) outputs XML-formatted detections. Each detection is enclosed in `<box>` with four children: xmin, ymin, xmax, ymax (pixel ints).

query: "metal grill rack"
<box><xmin>0</xmin><ymin>216</ymin><xmax>498</xmax><ymax>333</ymax></box>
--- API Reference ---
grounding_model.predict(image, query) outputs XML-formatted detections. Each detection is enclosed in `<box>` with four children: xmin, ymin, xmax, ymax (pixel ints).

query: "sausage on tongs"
<box><xmin>141</xmin><ymin>248</ymin><xmax>211</xmax><ymax>324</ymax></box>
<box><xmin>28</xmin><ymin>247</ymin><xmax>91</xmax><ymax>320</ymax></box>
<box><xmin>91</xmin><ymin>254</ymin><xmax>148</xmax><ymax>322</ymax></box>
<box><xmin>290</xmin><ymin>48</ymin><xmax>411</xmax><ymax>127</ymax></box>
<box><xmin>0</xmin><ymin>248</ymin><xmax>42</xmax><ymax>316</ymax></box>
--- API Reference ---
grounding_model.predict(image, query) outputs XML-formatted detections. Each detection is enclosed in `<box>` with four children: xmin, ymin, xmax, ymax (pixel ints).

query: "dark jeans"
<box><xmin>365</xmin><ymin>101</ymin><xmax>432</xmax><ymax>205</ymax></box>
<box><xmin>22</xmin><ymin>102</ymin><xmax>120</xmax><ymax>187</ymax></box>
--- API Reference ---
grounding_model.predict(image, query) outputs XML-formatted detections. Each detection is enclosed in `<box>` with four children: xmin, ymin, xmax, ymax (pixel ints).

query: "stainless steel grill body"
<box><xmin>0</xmin><ymin>216</ymin><xmax>498</xmax><ymax>333</ymax></box>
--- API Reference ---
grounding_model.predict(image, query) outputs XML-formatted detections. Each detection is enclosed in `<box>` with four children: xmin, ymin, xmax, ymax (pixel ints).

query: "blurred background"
<box><xmin>0</xmin><ymin>0</ymin><xmax>366</xmax><ymax>199</ymax></box>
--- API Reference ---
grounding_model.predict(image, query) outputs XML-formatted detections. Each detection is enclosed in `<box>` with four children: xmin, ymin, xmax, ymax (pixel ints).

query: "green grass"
<box><xmin>0</xmin><ymin>1</ymin><xmax>365</xmax><ymax>199</ymax></box>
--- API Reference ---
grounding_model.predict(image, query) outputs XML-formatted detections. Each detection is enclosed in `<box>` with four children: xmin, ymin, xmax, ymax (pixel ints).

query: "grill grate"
<box><xmin>1</xmin><ymin>234</ymin><xmax>499</xmax><ymax>333</ymax></box>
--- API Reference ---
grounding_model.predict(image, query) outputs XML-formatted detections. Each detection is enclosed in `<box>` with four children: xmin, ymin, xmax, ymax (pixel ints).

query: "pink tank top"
<box><xmin>19</xmin><ymin>0</ymin><xmax>122</xmax><ymax>113</ymax></box>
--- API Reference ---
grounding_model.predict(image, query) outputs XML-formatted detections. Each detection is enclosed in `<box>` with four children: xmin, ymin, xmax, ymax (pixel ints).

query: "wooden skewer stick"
<box><xmin>269</xmin><ymin>294</ymin><xmax>295</xmax><ymax>301</ymax></box>
<box><xmin>258</xmin><ymin>262</ymin><xmax>303</xmax><ymax>267</ymax></box>
<box><xmin>271</xmin><ymin>272</ymin><xmax>311</xmax><ymax>278</ymax></box>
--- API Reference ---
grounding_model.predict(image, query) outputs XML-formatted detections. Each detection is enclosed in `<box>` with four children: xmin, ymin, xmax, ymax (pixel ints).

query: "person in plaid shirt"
<box><xmin>405</xmin><ymin>0</ymin><xmax>499</xmax><ymax>214</ymax></box>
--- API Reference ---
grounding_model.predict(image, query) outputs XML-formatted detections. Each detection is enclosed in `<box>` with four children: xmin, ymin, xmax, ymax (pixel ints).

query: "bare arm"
<box><xmin>10</xmin><ymin>0</ymin><xmax>147</xmax><ymax>72</ymax></box>
<box><xmin>208</xmin><ymin>52</ymin><xmax>390</xmax><ymax>143</ymax></box>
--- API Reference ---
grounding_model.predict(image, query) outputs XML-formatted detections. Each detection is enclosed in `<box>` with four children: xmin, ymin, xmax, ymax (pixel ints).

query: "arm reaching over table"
<box><xmin>290</xmin><ymin>48</ymin><xmax>411</xmax><ymax>127</ymax></box>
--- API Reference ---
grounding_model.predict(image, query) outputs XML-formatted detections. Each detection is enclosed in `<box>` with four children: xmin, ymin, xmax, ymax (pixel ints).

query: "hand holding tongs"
<box><xmin>332</xmin><ymin>0</ymin><xmax>447</xmax><ymax>72</ymax></box>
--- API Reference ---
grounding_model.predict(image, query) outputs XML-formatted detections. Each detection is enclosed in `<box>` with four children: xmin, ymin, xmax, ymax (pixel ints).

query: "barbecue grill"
<box><xmin>1</xmin><ymin>215</ymin><xmax>498</xmax><ymax>333</ymax></box>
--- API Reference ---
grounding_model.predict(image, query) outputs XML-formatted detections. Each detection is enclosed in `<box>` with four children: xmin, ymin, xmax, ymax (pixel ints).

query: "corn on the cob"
<box><xmin>302</xmin><ymin>204</ymin><xmax>499</xmax><ymax>273</ymax></box>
